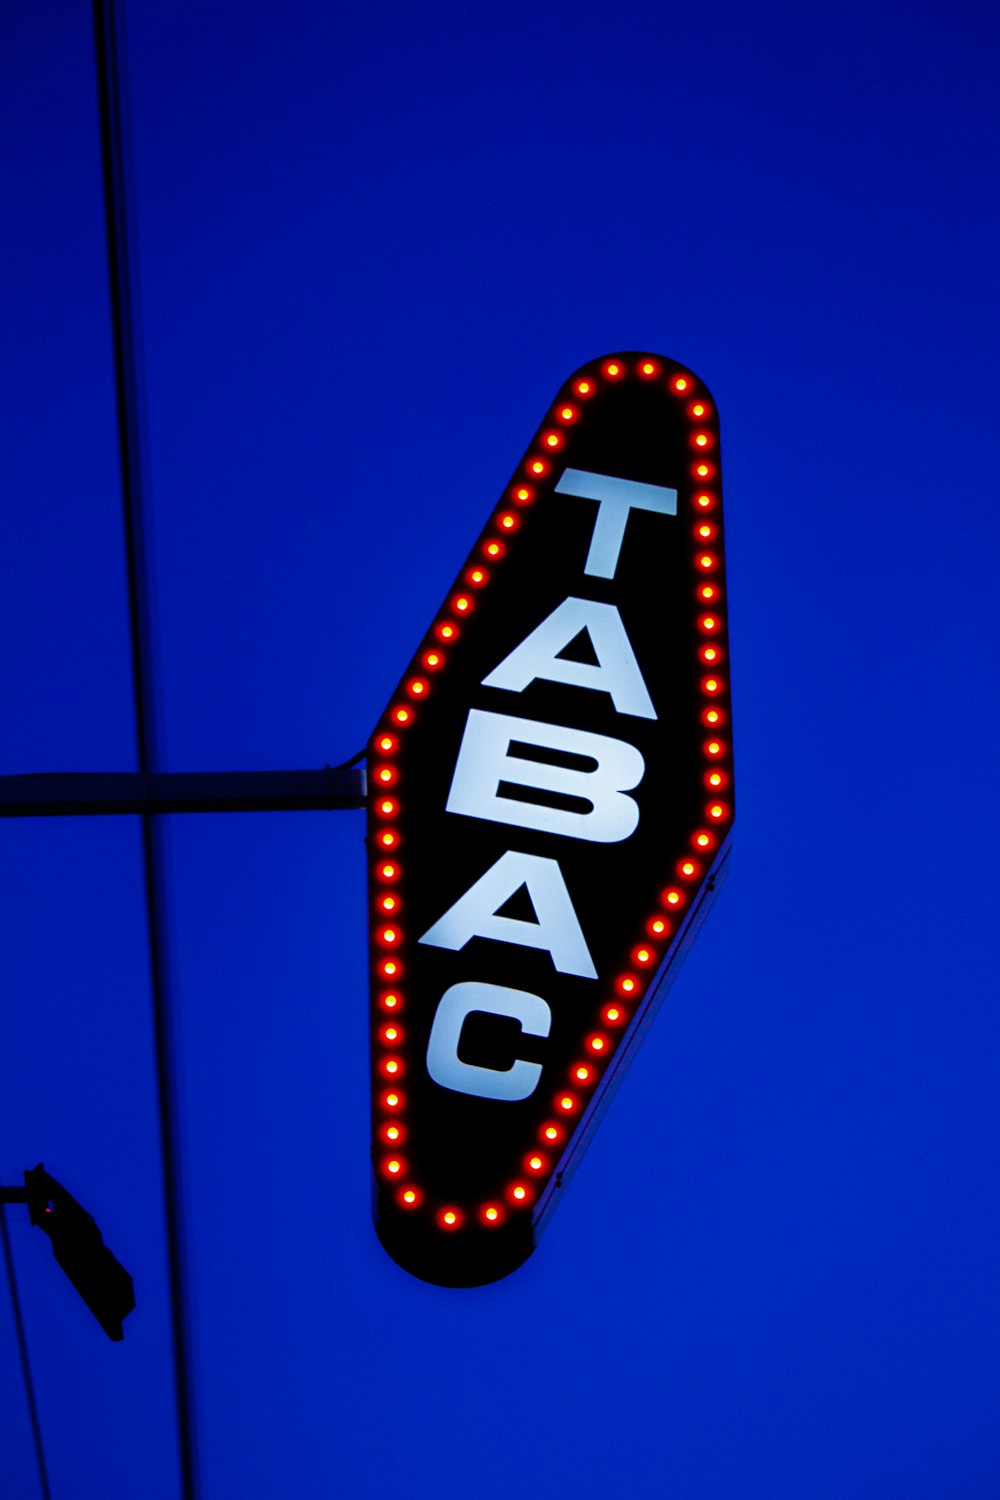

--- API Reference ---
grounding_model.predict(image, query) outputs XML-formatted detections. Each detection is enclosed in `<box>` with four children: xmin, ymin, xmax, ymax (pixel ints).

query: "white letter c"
<box><xmin>425</xmin><ymin>981</ymin><xmax>551</xmax><ymax>1101</ymax></box>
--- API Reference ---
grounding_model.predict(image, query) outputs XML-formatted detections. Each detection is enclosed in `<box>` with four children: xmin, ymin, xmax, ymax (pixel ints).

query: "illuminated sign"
<box><xmin>368</xmin><ymin>353</ymin><xmax>734</xmax><ymax>1285</ymax></box>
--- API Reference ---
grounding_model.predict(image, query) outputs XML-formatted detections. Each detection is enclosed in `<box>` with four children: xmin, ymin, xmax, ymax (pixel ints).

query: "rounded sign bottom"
<box><xmin>375</xmin><ymin>1188</ymin><xmax>537</xmax><ymax>1287</ymax></box>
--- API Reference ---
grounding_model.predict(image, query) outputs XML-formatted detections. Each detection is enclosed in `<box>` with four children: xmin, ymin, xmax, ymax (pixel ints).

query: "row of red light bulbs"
<box><xmin>493</xmin><ymin>363</ymin><xmax>732</xmax><ymax>1218</ymax></box>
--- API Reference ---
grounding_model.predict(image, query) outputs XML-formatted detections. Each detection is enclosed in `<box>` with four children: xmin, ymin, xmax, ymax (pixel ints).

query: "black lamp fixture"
<box><xmin>0</xmin><ymin>1166</ymin><xmax>135</xmax><ymax>1341</ymax></box>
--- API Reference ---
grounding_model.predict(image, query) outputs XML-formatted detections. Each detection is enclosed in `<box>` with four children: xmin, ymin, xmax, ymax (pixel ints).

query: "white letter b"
<box><xmin>445</xmin><ymin>709</ymin><xmax>644</xmax><ymax>844</ymax></box>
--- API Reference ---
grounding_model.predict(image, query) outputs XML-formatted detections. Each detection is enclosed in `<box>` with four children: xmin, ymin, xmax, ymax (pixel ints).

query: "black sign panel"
<box><xmin>368</xmin><ymin>353</ymin><xmax>733</xmax><ymax>1285</ymax></box>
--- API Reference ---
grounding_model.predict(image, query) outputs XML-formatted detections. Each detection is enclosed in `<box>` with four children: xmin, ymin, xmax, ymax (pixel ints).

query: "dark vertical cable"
<box><xmin>1</xmin><ymin>1209</ymin><xmax>52</xmax><ymax>1500</ymax></box>
<box><xmin>91</xmin><ymin>4</ymin><xmax>198</xmax><ymax>1496</ymax></box>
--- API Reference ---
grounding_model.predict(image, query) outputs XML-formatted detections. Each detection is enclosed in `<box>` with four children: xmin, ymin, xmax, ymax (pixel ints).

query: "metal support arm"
<box><xmin>0</xmin><ymin>767</ymin><xmax>367</xmax><ymax>817</ymax></box>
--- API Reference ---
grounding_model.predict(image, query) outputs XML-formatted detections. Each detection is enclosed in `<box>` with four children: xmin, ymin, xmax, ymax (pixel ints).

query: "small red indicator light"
<box><xmin>602</xmin><ymin>1004</ymin><xmax>624</xmax><ymax>1025</ymax></box>
<box><xmin>699</xmin><ymin>615</ymin><xmax>718</xmax><ymax>632</ymax></box>
<box><xmin>438</xmin><ymin>1207</ymin><xmax>463</xmax><ymax>1230</ymax></box>
<box><xmin>700</xmin><ymin>646</ymin><xmax>719</xmax><ymax>664</ymax></box>
<box><xmin>695</xmin><ymin>462</ymin><xmax>712</xmax><ymax>478</ymax></box>
<box><xmin>587</xmin><ymin>1033</ymin><xmax>608</xmax><ymax>1053</ymax></box>
<box><xmin>507</xmin><ymin>1182</ymin><xmax>532</xmax><ymax>1205</ymax></box>
<box><xmin>678</xmin><ymin>859</ymin><xmax>700</xmax><ymax>879</ymax></box>
<box><xmin>605</xmin><ymin>362</ymin><xmax>622</xmax><ymax>378</ymax></box>
<box><xmin>633</xmin><ymin>946</ymin><xmax>654</xmax><ymax>965</ymax></box>
<box><xmin>525</xmin><ymin>1153</ymin><xmax>547</xmax><ymax>1173</ymax></box>
<box><xmin>436</xmin><ymin>621</ymin><xmax>458</xmax><ymax>641</ymax></box>
<box><xmin>647</xmin><ymin>916</ymin><xmax>669</xmax><ymax>937</ymax></box>
<box><xmin>499</xmin><ymin>512</ymin><xmax>519</xmax><ymax>531</ymax></box>
<box><xmin>383</xmin><ymin>1156</ymin><xmax>405</xmax><ymax>1178</ymax></box>
<box><xmin>573</xmin><ymin>1064</ymin><xmax>593</xmax><ymax>1084</ymax></box>
<box><xmin>693</xmin><ymin>830</ymin><xmax>717</xmax><ymax>851</ymax></box>
<box><xmin>639</xmin><ymin>360</ymin><xmax>658</xmax><ymax>377</ymax></box>
<box><xmin>392</xmin><ymin>706</ymin><xmax>412</xmax><ymax>726</ymax></box>
<box><xmin>377</xmin><ymin>831</ymin><xmax>398</xmax><ymax>850</ymax></box>
<box><xmin>558</xmin><ymin>1093</ymin><xmax>577</xmax><ymax>1113</ymax></box>
<box><xmin>541</xmin><ymin>1122</ymin><xmax>565</xmax><ymax>1145</ymax></box>
<box><xmin>558</xmin><ymin>406</ymin><xmax>576</xmax><ymax>422</ymax></box>
<box><xmin>381</xmin><ymin>1122</ymin><xmax>403</xmax><ymax>1143</ymax></box>
<box><xmin>378</xmin><ymin>798</ymin><xmax>397</xmax><ymax>817</ymax></box>
<box><xmin>407</xmin><ymin>679</ymin><xmax>427</xmax><ymax>699</ymax></box>
<box><xmin>672</xmin><ymin>375</ymin><xmax>689</xmax><ymax>392</ymax></box>
<box><xmin>382</xmin><ymin>1090</ymin><xmax>403</xmax><ymax>1110</ymax></box>
<box><xmin>423</xmin><ymin>649</ymin><xmax>444</xmax><ymax>667</ymax></box>
<box><xmin>697</xmin><ymin>554</ymin><xmax>717</xmax><ymax>572</ymax></box>
<box><xmin>695</xmin><ymin>493</ymin><xmax>714</xmax><ymax>510</ymax></box>
<box><xmin>693</xmin><ymin>432</ymin><xmax>711</xmax><ymax>449</ymax></box>
<box><xmin>702</xmin><ymin>677</ymin><xmax>722</xmax><ymax>695</ymax></box>
<box><xmin>483</xmin><ymin>541</ymin><xmax>503</xmax><ymax>559</ymax></box>
<box><xmin>575</xmin><ymin>378</ymin><xmax>593</xmax><ymax>396</ymax></box>
<box><xmin>466</xmin><ymin>569</ymin><xmax>487</xmax><ymax>588</ymax></box>
<box><xmin>513</xmin><ymin>486</ymin><xmax>533</xmax><ymax>504</ymax></box>
<box><xmin>399</xmin><ymin>1186</ymin><xmax>421</xmax><ymax>1209</ymax></box>
<box><xmin>529</xmin><ymin>459</ymin><xmax>547</xmax><ymax>476</ymax></box>
<box><xmin>480</xmin><ymin>1204</ymin><xmax>503</xmax><ymax>1226</ymax></box>
<box><xmin>698</xmin><ymin>583</ymin><xmax>718</xmax><ymax>602</ymax></box>
<box><xmin>377</xmin><ymin>734</ymin><xmax>397</xmax><ymax>753</ymax></box>
<box><xmin>379</xmin><ymin>991</ymin><xmax>401</xmax><ymax>1011</ymax></box>
<box><xmin>662</xmin><ymin>888</ymin><xmax>683</xmax><ymax>908</ymax></box>
<box><xmin>453</xmin><ymin>595</ymin><xmax>472</xmax><ymax>613</ymax></box>
<box><xmin>544</xmin><ymin>432</ymin><xmax>561</xmax><ymax>449</ymax></box>
<box><xmin>378</xmin><ymin>862</ymin><xmax>398</xmax><ymax>881</ymax></box>
<box><xmin>618</xmin><ymin>975</ymin><xmax>637</xmax><ymax>995</ymax></box>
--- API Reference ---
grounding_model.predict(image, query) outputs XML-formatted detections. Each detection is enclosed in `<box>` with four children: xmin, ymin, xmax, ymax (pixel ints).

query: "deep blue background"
<box><xmin>2</xmin><ymin>1</ymin><xmax>999</xmax><ymax>1495</ymax></box>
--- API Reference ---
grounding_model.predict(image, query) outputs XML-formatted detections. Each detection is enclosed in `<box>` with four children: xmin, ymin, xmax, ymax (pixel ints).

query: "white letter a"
<box><xmin>419</xmin><ymin>850</ymin><xmax>597</xmax><ymax>979</ymax></box>
<box><xmin>482</xmin><ymin>596</ymin><xmax>656</xmax><ymax>719</ymax></box>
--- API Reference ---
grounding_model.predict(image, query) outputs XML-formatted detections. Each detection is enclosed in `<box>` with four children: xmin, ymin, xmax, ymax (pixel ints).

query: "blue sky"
<box><xmin>2</xmin><ymin>1</ymin><xmax>999</xmax><ymax>1496</ymax></box>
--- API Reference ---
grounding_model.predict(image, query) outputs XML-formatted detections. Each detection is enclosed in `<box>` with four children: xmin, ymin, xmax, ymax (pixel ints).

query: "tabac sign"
<box><xmin>367</xmin><ymin>352</ymin><xmax>734</xmax><ymax>1285</ymax></box>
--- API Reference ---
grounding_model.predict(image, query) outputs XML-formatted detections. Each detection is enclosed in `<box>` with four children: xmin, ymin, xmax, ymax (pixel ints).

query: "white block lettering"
<box><xmin>426</xmin><ymin>981</ymin><xmax>551</xmax><ymax>1101</ymax></box>
<box><xmin>446</xmin><ymin>708</ymin><xmax>644</xmax><ymax>843</ymax></box>
<box><xmin>419</xmin><ymin>850</ymin><xmax>597</xmax><ymax>978</ymax></box>
<box><xmin>554</xmin><ymin>467</ymin><xmax>677</xmax><ymax>579</ymax></box>
<box><xmin>482</xmin><ymin>596</ymin><xmax>656</xmax><ymax>719</ymax></box>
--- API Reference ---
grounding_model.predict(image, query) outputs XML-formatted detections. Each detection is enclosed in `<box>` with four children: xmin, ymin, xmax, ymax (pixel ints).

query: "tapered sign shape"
<box><xmin>368</xmin><ymin>353</ymin><xmax>733</xmax><ymax>1285</ymax></box>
